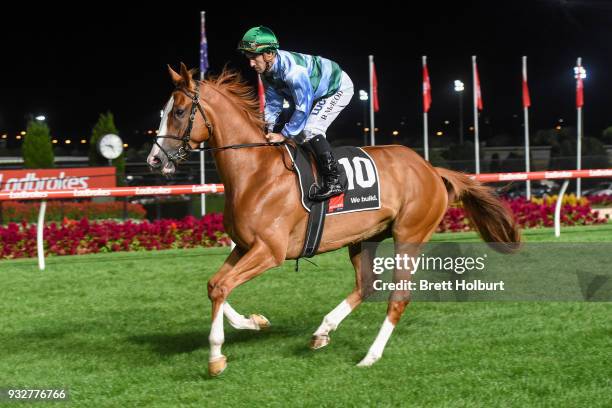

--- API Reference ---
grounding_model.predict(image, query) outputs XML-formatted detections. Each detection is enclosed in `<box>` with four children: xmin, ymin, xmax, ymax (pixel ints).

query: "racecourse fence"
<box><xmin>1</xmin><ymin>168</ymin><xmax>611</xmax><ymax>270</ymax></box>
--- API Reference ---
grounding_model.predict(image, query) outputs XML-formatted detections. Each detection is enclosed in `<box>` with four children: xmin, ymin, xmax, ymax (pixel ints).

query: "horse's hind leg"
<box><xmin>311</xmin><ymin>233</ymin><xmax>387</xmax><ymax>350</ymax></box>
<box><xmin>357</xmin><ymin>212</ymin><xmax>443</xmax><ymax>367</ymax></box>
<box><xmin>309</xmin><ymin>244</ymin><xmax>365</xmax><ymax>349</ymax></box>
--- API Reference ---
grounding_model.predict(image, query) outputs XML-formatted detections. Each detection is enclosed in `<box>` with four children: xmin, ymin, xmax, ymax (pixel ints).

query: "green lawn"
<box><xmin>430</xmin><ymin>222</ymin><xmax>612</xmax><ymax>243</ymax></box>
<box><xmin>1</xmin><ymin>225</ymin><xmax>611</xmax><ymax>407</ymax></box>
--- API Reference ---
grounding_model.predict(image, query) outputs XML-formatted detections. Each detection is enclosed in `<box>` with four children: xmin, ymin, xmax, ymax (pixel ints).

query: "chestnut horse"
<box><xmin>147</xmin><ymin>63</ymin><xmax>520</xmax><ymax>376</ymax></box>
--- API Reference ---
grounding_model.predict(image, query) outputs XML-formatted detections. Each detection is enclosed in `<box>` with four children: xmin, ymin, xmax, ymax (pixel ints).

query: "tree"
<box><xmin>428</xmin><ymin>148</ymin><xmax>448</xmax><ymax>168</ymax></box>
<box><xmin>582</xmin><ymin>137</ymin><xmax>610</xmax><ymax>169</ymax></box>
<box><xmin>22</xmin><ymin>120</ymin><xmax>54</xmax><ymax>168</ymax></box>
<box><xmin>89</xmin><ymin>112</ymin><xmax>125</xmax><ymax>185</ymax></box>
<box><xmin>500</xmin><ymin>152</ymin><xmax>524</xmax><ymax>172</ymax></box>
<box><xmin>544</xmin><ymin>126</ymin><xmax>609</xmax><ymax>171</ymax></box>
<box><xmin>489</xmin><ymin>153</ymin><xmax>501</xmax><ymax>173</ymax></box>
<box><xmin>442</xmin><ymin>141</ymin><xmax>483</xmax><ymax>172</ymax></box>
<box><xmin>486</xmin><ymin>133</ymin><xmax>512</xmax><ymax>147</ymax></box>
<box><xmin>602</xmin><ymin>126</ymin><xmax>612</xmax><ymax>145</ymax></box>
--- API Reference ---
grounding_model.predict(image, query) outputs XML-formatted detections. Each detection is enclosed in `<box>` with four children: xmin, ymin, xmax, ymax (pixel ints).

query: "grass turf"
<box><xmin>1</xmin><ymin>225</ymin><xmax>611</xmax><ymax>407</ymax></box>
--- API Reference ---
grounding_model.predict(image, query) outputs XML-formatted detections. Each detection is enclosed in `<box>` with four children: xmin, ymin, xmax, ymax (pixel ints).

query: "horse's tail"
<box><xmin>435</xmin><ymin>167</ymin><xmax>521</xmax><ymax>253</ymax></box>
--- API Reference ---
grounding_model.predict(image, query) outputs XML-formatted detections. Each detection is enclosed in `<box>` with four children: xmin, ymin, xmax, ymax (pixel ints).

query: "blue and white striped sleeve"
<box><xmin>264</xmin><ymin>84</ymin><xmax>284</xmax><ymax>132</ymax></box>
<box><xmin>281</xmin><ymin>68</ymin><xmax>314</xmax><ymax>138</ymax></box>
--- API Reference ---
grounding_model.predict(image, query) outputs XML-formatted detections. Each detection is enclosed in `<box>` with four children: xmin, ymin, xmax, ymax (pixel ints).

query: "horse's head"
<box><xmin>147</xmin><ymin>63</ymin><xmax>214</xmax><ymax>176</ymax></box>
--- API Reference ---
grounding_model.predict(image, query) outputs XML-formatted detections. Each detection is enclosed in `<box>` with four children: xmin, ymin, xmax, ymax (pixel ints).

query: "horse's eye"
<box><xmin>175</xmin><ymin>108</ymin><xmax>185</xmax><ymax>117</ymax></box>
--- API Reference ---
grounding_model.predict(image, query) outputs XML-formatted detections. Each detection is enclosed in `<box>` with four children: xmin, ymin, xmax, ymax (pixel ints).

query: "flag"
<box><xmin>522</xmin><ymin>60</ymin><xmax>531</xmax><ymax>108</ymax></box>
<box><xmin>199</xmin><ymin>12</ymin><xmax>209</xmax><ymax>77</ymax></box>
<box><xmin>474</xmin><ymin>62</ymin><xmax>483</xmax><ymax>111</ymax></box>
<box><xmin>422</xmin><ymin>59</ymin><xmax>432</xmax><ymax>113</ymax></box>
<box><xmin>576</xmin><ymin>72</ymin><xmax>584</xmax><ymax>108</ymax></box>
<box><xmin>372</xmin><ymin>63</ymin><xmax>380</xmax><ymax>112</ymax></box>
<box><xmin>257</xmin><ymin>75</ymin><xmax>265</xmax><ymax>113</ymax></box>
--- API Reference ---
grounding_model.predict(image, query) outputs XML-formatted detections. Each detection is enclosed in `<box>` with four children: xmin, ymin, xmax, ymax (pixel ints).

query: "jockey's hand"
<box><xmin>265</xmin><ymin>132</ymin><xmax>286</xmax><ymax>143</ymax></box>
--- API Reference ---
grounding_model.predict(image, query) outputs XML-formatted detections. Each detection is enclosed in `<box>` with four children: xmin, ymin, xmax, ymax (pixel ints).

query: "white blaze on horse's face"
<box><xmin>147</xmin><ymin>96</ymin><xmax>177</xmax><ymax>175</ymax></box>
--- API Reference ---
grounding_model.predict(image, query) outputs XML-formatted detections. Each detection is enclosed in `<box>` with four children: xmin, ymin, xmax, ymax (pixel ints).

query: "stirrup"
<box><xmin>307</xmin><ymin>183</ymin><xmax>321</xmax><ymax>200</ymax></box>
<box><xmin>312</xmin><ymin>184</ymin><xmax>344</xmax><ymax>201</ymax></box>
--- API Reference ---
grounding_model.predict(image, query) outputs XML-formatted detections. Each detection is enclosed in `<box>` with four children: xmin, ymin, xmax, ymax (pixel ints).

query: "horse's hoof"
<box><xmin>309</xmin><ymin>334</ymin><xmax>330</xmax><ymax>350</ymax></box>
<box><xmin>250</xmin><ymin>314</ymin><xmax>270</xmax><ymax>330</ymax></box>
<box><xmin>357</xmin><ymin>353</ymin><xmax>380</xmax><ymax>367</ymax></box>
<box><xmin>209</xmin><ymin>355</ymin><xmax>227</xmax><ymax>377</ymax></box>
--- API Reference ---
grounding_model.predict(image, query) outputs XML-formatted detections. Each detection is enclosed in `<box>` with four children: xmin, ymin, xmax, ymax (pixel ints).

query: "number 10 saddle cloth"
<box><xmin>284</xmin><ymin>143</ymin><xmax>381</xmax><ymax>258</ymax></box>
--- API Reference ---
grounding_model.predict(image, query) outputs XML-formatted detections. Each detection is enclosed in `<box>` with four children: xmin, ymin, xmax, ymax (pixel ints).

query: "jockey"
<box><xmin>238</xmin><ymin>25</ymin><xmax>354</xmax><ymax>201</ymax></box>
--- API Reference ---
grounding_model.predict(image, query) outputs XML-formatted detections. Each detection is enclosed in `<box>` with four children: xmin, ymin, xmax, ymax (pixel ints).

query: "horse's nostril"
<box><xmin>149</xmin><ymin>156</ymin><xmax>162</xmax><ymax>168</ymax></box>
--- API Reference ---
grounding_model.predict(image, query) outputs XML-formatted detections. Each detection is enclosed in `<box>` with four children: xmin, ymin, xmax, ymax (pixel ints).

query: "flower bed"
<box><xmin>437</xmin><ymin>195</ymin><xmax>605</xmax><ymax>233</ymax></box>
<box><xmin>1</xmin><ymin>201</ymin><xmax>146</xmax><ymax>223</ymax></box>
<box><xmin>586</xmin><ymin>194</ymin><xmax>612</xmax><ymax>207</ymax></box>
<box><xmin>1</xmin><ymin>195</ymin><xmax>607</xmax><ymax>259</ymax></box>
<box><xmin>0</xmin><ymin>214</ymin><xmax>229</xmax><ymax>259</ymax></box>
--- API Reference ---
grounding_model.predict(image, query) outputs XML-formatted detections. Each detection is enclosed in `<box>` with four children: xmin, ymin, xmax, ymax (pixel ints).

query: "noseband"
<box><xmin>154</xmin><ymin>81</ymin><xmax>214</xmax><ymax>166</ymax></box>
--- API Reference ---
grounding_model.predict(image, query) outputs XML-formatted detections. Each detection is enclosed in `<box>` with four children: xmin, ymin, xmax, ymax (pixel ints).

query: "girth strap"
<box><xmin>300</xmin><ymin>196</ymin><xmax>328</xmax><ymax>258</ymax></box>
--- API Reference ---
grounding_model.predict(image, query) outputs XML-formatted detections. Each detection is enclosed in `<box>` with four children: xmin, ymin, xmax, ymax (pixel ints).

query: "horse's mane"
<box><xmin>205</xmin><ymin>68</ymin><xmax>266</xmax><ymax>130</ymax></box>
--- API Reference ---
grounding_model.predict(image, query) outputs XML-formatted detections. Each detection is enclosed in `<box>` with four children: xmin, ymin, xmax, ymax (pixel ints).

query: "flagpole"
<box><xmin>523</xmin><ymin>56</ymin><xmax>531</xmax><ymax>199</ymax></box>
<box><xmin>423</xmin><ymin>117</ymin><xmax>429</xmax><ymax>161</ymax></box>
<box><xmin>422</xmin><ymin>56</ymin><xmax>429</xmax><ymax>161</ymax></box>
<box><xmin>472</xmin><ymin>55</ymin><xmax>480</xmax><ymax>174</ymax></box>
<box><xmin>199</xmin><ymin>11</ymin><xmax>207</xmax><ymax>216</ymax></box>
<box><xmin>369</xmin><ymin>55</ymin><xmax>375</xmax><ymax>146</ymax></box>
<box><xmin>576</xmin><ymin>57</ymin><xmax>583</xmax><ymax>198</ymax></box>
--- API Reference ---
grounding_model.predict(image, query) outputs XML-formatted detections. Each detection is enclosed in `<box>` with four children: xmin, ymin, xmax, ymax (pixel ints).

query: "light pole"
<box><xmin>574</xmin><ymin>60</ymin><xmax>586</xmax><ymax>197</ymax></box>
<box><xmin>35</xmin><ymin>115</ymin><xmax>46</xmax><ymax>121</ymax></box>
<box><xmin>359</xmin><ymin>89</ymin><xmax>368</xmax><ymax>146</ymax></box>
<box><xmin>454</xmin><ymin>80</ymin><xmax>464</xmax><ymax>145</ymax></box>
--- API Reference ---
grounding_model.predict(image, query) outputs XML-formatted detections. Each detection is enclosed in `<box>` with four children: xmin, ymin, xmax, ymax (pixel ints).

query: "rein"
<box><xmin>155</xmin><ymin>80</ymin><xmax>286</xmax><ymax>164</ymax></box>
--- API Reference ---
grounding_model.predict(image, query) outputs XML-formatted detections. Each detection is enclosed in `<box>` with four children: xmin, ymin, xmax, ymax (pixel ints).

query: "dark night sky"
<box><xmin>2</xmin><ymin>1</ymin><xmax>612</xmax><ymax>147</ymax></box>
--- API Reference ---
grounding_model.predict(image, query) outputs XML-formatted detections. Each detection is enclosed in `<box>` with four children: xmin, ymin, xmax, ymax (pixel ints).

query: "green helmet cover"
<box><xmin>237</xmin><ymin>26</ymin><xmax>279</xmax><ymax>54</ymax></box>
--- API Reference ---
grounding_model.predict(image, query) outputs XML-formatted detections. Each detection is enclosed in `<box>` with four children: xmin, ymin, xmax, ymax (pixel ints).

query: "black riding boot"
<box><xmin>308</xmin><ymin>135</ymin><xmax>344</xmax><ymax>201</ymax></box>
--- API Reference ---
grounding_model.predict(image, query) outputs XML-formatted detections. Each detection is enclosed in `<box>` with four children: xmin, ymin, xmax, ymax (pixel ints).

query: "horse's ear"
<box><xmin>168</xmin><ymin>65</ymin><xmax>183</xmax><ymax>86</ymax></box>
<box><xmin>179</xmin><ymin>62</ymin><xmax>194</xmax><ymax>90</ymax></box>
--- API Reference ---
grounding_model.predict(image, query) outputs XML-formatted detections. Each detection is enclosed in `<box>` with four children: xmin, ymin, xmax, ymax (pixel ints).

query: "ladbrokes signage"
<box><xmin>0</xmin><ymin>167</ymin><xmax>116</xmax><ymax>192</ymax></box>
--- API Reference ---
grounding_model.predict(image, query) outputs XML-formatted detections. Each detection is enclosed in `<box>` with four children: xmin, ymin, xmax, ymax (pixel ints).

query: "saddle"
<box><xmin>284</xmin><ymin>143</ymin><xmax>381</xmax><ymax>258</ymax></box>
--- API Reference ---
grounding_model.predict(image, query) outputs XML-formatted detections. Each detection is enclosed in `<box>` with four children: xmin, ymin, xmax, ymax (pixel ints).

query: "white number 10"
<box><xmin>338</xmin><ymin>157</ymin><xmax>376</xmax><ymax>190</ymax></box>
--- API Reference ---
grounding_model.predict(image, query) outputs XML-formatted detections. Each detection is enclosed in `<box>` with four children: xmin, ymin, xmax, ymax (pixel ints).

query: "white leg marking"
<box><xmin>357</xmin><ymin>317</ymin><xmax>395</xmax><ymax>367</ymax></box>
<box><xmin>208</xmin><ymin>303</ymin><xmax>225</xmax><ymax>361</ymax></box>
<box><xmin>223</xmin><ymin>302</ymin><xmax>259</xmax><ymax>330</ymax></box>
<box><xmin>313</xmin><ymin>300</ymin><xmax>353</xmax><ymax>336</ymax></box>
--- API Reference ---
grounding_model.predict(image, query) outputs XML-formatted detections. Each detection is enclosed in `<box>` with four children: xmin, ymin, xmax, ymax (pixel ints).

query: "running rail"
<box><xmin>1</xmin><ymin>169</ymin><xmax>611</xmax><ymax>270</ymax></box>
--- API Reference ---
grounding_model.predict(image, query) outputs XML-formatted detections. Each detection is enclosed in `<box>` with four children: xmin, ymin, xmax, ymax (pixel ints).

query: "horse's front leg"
<box><xmin>207</xmin><ymin>239</ymin><xmax>285</xmax><ymax>376</ymax></box>
<box><xmin>223</xmin><ymin>302</ymin><xmax>270</xmax><ymax>330</ymax></box>
<box><xmin>208</xmin><ymin>247</ymin><xmax>270</xmax><ymax>331</ymax></box>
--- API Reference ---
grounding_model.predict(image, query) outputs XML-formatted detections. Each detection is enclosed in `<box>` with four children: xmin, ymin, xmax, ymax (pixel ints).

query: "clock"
<box><xmin>98</xmin><ymin>133</ymin><xmax>124</xmax><ymax>160</ymax></box>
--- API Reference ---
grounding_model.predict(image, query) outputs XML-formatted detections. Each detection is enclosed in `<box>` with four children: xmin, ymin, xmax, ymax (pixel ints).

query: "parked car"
<box><xmin>495</xmin><ymin>181</ymin><xmax>558</xmax><ymax>198</ymax></box>
<box><xmin>583</xmin><ymin>182</ymin><xmax>612</xmax><ymax>196</ymax></box>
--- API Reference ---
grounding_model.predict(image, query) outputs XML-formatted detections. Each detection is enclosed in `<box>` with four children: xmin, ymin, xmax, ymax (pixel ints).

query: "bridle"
<box><xmin>154</xmin><ymin>80</ymin><xmax>285</xmax><ymax>167</ymax></box>
<box><xmin>154</xmin><ymin>82</ymin><xmax>214</xmax><ymax>165</ymax></box>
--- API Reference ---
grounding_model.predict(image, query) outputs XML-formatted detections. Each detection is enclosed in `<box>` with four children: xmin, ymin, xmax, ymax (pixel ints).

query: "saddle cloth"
<box><xmin>284</xmin><ymin>144</ymin><xmax>381</xmax><ymax>216</ymax></box>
